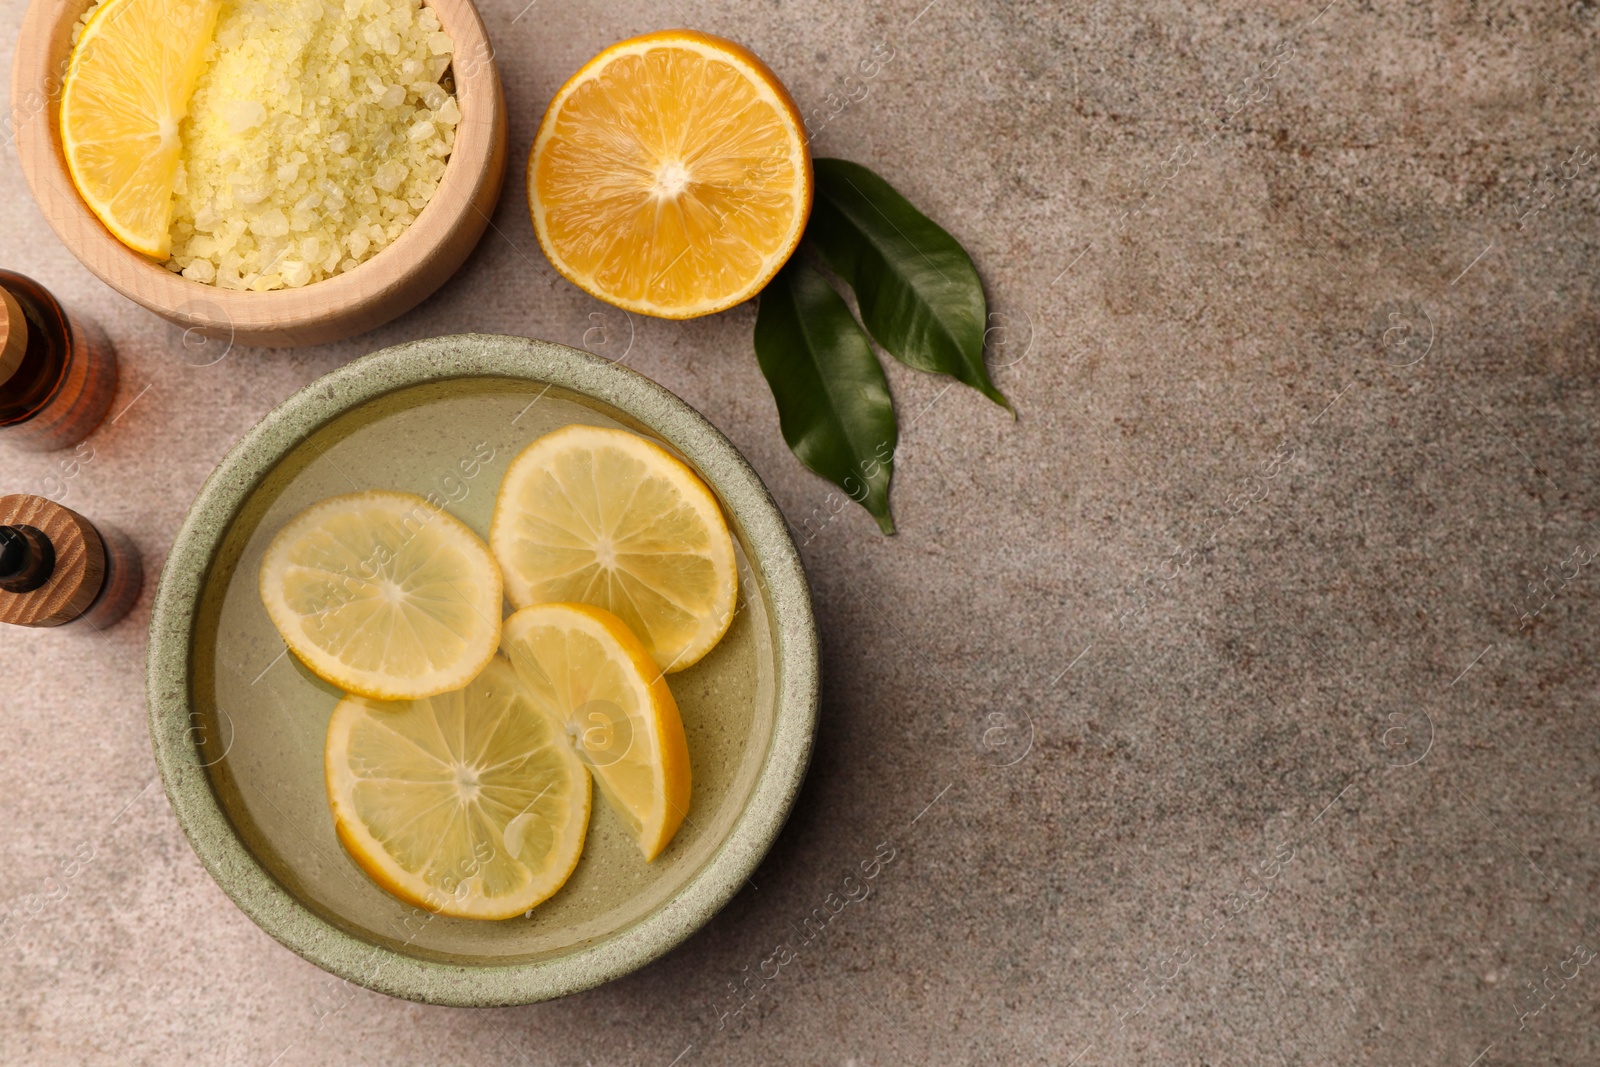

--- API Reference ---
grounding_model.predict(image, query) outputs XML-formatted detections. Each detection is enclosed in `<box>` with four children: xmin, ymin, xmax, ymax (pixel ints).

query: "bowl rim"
<box><xmin>8</xmin><ymin>0</ymin><xmax>506</xmax><ymax>347</ymax></box>
<box><xmin>145</xmin><ymin>334</ymin><xmax>819</xmax><ymax>1006</ymax></box>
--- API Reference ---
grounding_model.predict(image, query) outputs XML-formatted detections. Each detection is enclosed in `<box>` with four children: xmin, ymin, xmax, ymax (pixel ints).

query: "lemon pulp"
<box><xmin>60</xmin><ymin>0</ymin><xmax>222</xmax><ymax>257</ymax></box>
<box><xmin>259</xmin><ymin>490</ymin><xmax>503</xmax><ymax>701</ymax></box>
<box><xmin>490</xmin><ymin>425</ymin><xmax>738</xmax><ymax>674</ymax></box>
<box><xmin>503</xmin><ymin>603</ymin><xmax>691</xmax><ymax>861</ymax></box>
<box><xmin>326</xmin><ymin>657</ymin><xmax>591</xmax><ymax>920</ymax></box>
<box><xmin>529</xmin><ymin>30</ymin><xmax>812</xmax><ymax>319</ymax></box>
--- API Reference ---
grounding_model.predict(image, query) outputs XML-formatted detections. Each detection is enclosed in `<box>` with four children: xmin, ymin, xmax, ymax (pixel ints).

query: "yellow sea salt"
<box><xmin>164</xmin><ymin>0</ymin><xmax>459</xmax><ymax>291</ymax></box>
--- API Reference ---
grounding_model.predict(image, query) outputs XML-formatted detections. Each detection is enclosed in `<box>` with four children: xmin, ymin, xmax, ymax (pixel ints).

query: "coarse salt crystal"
<box><xmin>166</xmin><ymin>0</ymin><xmax>459</xmax><ymax>290</ymax></box>
<box><xmin>221</xmin><ymin>99</ymin><xmax>267</xmax><ymax>134</ymax></box>
<box><xmin>372</xmin><ymin>161</ymin><xmax>407</xmax><ymax>192</ymax></box>
<box><xmin>250</xmin><ymin>209</ymin><xmax>290</xmax><ymax>237</ymax></box>
<box><xmin>415</xmin><ymin>83</ymin><xmax>447</xmax><ymax>110</ymax></box>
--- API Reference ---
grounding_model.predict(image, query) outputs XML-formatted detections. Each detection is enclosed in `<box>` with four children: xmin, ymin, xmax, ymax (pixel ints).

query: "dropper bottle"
<box><xmin>0</xmin><ymin>270</ymin><xmax>118</xmax><ymax>452</ymax></box>
<box><xmin>0</xmin><ymin>495</ymin><xmax>141</xmax><ymax>629</ymax></box>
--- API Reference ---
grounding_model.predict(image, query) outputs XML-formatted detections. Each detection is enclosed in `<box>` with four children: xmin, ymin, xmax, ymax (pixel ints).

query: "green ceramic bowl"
<box><xmin>146</xmin><ymin>335</ymin><xmax>817</xmax><ymax>1006</ymax></box>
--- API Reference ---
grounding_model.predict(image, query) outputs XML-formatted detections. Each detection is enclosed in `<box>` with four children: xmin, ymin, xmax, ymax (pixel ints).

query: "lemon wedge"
<box><xmin>325</xmin><ymin>656</ymin><xmax>591</xmax><ymax>920</ymax></box>
<box><xmin>490</xmin><ymin>425</ymin><xmax>737</xmax><ymax>674</ymax></box>
<box><xmin>502</xmin><ymin>603</ymin><xmax>691</xmax><ymax>861</ymax></box>
<box><xmin>528</xmin><ymin>30</ymin><xmax>811</xmax><ymax>319</ymax></box>
<box><xmin>60</xmin><ymin>0</ymin><xmax>222</xmax><ymax>257</ymax></box>
<box><xmin>259</xmin><ymin>491</ymin><xmax>502</xmax><ymax>701</ymax></box>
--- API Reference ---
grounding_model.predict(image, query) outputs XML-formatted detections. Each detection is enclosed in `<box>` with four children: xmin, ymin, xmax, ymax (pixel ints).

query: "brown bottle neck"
<box><xmin>0</xmin><ymin>524</ymin><xmax>55</xmax><ymax>593</ymax></box>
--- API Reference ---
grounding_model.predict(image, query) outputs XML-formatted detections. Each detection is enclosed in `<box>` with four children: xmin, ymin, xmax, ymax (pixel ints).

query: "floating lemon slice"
<box><xmin>528</xmin><ymin>29</ymin><xmax>812</xmax><ymax>319</ymax></box>
<box><xmin>490</xmin><ymin>425</ymin><xmax>737</xmax><ymax>673</ymax></box>
<box><xmin>259</xmin><ymin>491</ymin><xmax>502</xmax><ymax>701</ymax></box>
<box><xmin>60</xmin><ymin>0</ymin><xmax>222</xmax><ymax>257</ymax></box>
<box><xmin>325</xmin><ymin>657</ymin><xmax>591</xmax><ymax>920</ymax></box>
<box><xmin>503</xmin><ymin>603</ymin><xmax>691</xmax><ymax>861</ymax></box>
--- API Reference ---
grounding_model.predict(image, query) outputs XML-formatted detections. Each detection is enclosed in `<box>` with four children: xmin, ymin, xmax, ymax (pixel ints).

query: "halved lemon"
<box><xmin>326</xmin><ymin>656</ymin><xmax>591</xmax><ymax>920</ymax></box>
<box><xmin>528</xmin><ymin>29</ymin><xmax>812</xmax><ymax>319</ymax></box>
<box><xmin>259</xmin><ymin>491</ymin><xmax>503</xmax><ymax>701</ymax></box>
<box><xmin>489</xmin><ymin>425</ymin><xmax>737</xmax><ymax>673</ymax></box>
<box><xmin>60</xmin><ymin>0</ymin><xmax>222</xmax><ymax>258</ymax></box>
<box><xmin>502</xmin><ymin>603</ymin><xmax>691</xmax><ymax>861</ymax></box>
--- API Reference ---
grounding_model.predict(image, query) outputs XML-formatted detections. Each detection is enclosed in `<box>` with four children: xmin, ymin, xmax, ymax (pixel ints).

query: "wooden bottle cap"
<box><xmin>0</xmin><ymin>285</ymin><xmax>26</xmax><ymax>388</ymax></box>
<box><xmin>0</xmin><ymin>494</ymin><xmax>106</xmax><ymax>627</ymax></box>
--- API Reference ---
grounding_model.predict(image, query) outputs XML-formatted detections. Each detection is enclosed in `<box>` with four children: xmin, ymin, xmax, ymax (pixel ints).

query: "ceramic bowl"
<box><xmin>9</xmin><ymin>0</ymin><xmax>506</xmax><ymax>347</ymax></box>
<box><xmin>146</xmin><ymin>335</ymin><xmax>818</xmax><ymax>1005</ymax></box>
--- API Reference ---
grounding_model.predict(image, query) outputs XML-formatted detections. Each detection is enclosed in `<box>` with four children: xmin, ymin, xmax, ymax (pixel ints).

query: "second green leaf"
<box><xmin>753</xmin><ymin>257</ymin><xmax>898</xmax><ymax>533</ymax></box>
<box><xmin>809</xmin><ymin>158</ymin><xmax>1009</xmax><ymax>411</ymax></box>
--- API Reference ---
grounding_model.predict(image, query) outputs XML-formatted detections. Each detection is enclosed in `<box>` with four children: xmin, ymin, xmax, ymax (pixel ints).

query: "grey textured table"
<box><xmin>5</xmin><ymin>0</ymin><xmax>1600</xmax><ymax>1063</ymax></box>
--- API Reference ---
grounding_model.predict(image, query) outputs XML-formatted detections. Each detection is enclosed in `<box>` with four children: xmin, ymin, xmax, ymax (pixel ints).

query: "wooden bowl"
<box><xmin>8</xmin><ymin>0</ymin><xmax>506</xmax><ymax>347</ymax></box>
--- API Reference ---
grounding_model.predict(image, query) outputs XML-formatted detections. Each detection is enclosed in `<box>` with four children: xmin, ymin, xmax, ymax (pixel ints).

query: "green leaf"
<box><xmin>808</xmin><ymin>158</ymin><xmax>1010</xmax><ymax>411</ymax></box>
<box><xmin>754</xmin><ymin>257</ymin><xmax>897</xmax><ymax>534</ymax></box>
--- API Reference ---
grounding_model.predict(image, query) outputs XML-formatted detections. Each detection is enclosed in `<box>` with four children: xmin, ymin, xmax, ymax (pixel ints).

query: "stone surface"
<box><xmin>3</xmin><ymin>0</ymin><xmax>1600</xmax><ymax>1063</ymax></box>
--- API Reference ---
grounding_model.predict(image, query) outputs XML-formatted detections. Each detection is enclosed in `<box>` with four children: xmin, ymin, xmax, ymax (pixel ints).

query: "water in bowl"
<box><xmin>189</xmin><ymin>378</ymin><xmax>777</xmax><ymax>963</ymax></box>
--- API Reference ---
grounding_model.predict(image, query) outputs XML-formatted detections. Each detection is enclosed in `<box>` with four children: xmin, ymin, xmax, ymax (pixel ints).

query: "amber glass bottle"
<box><xmin>0</xmin><ymin>270</ymin><xmax>117</xmax><ymax>451</ymax></box>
